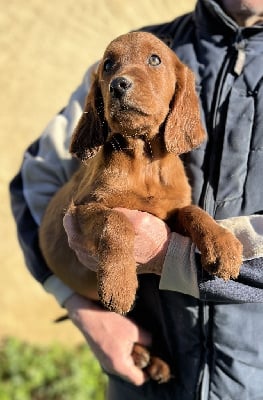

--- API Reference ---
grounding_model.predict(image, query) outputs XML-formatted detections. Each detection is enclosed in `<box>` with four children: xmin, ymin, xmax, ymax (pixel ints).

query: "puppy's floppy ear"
<box><xmin>70</xmin><ymin>73</ymin><xmax>108</xmax><ymax>160</ymax></box>
<box><xmin>164</xmin><ymin>63</ymin><xmax>206</xmax><ymax>154</ymax></box>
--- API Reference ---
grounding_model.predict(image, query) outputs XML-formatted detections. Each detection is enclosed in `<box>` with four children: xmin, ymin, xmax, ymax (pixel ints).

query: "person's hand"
<box><xmin>64</xmin><ymin>293</ymin><xmax>152</xmax><ymax>385</ymax></box>
<box><xmin>115</xmin><ymin>208</ymin><xmax>171</xmax><ymax>274</ymax></box>
<box><xmin>63</xmin><ymin>207</ymin><xmax>171</xmax><ymax>275</ymax></box>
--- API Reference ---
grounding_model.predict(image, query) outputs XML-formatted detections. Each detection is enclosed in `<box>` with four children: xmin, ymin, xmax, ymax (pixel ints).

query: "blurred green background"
<box><xmin>0</xmin><ymin>0</ymin><xmax>195</xmax><ymax>398</ymax></box>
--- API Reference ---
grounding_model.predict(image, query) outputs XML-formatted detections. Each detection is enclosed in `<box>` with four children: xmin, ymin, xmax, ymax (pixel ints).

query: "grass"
<box><xmin>0</xmin><ymin>337</ymin><xmax>107</xmax><ymax>400</ymax></box>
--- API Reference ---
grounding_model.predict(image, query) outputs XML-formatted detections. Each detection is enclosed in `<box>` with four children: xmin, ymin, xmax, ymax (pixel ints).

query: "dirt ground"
<box><xmin>0</xmin><ymin>0</ymin><xmax>195</xmax><ymax>346</ymax></box>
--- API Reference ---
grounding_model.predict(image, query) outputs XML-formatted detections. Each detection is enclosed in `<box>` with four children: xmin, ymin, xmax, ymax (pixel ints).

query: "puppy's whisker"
<box><xmin>109</xmin><ymin>136</ymin><xmax>122</xmax><ymax>152</ymax></box>
<box><xmin>109</xmin><ymin>140</ymin><xmax>118</xmax><ymax>152</ymax></box>
<box><xmin>112</xmin><ymin>136</ymin><xmax>122</xmax><ymax>151</ymax></box>
<box><xmin>142</xmin><ymin>133</ymin><xmax>153</xmax><ymax>159</ymax></box>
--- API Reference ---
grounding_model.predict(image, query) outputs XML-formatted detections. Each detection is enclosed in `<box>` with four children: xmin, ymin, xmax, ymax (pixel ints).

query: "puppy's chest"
<box><xmin>93</xmin><ymin>156</ymin><xmax>192</xmax><ymax>220</ymax></box>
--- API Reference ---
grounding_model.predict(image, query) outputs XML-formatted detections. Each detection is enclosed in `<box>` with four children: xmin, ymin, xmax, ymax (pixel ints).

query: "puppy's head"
<box><xmin>70</xmin><ymin>31</ymin><xmax>205</xmax><ymax>160</ymax></box>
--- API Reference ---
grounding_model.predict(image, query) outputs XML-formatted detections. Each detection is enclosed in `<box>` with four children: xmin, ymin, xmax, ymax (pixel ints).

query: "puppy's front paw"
<box><xmin>201</xmin><ymin>228</ymin><xmax>243</xmax><ymax>280</ymax></box>
<box><xmin>98</xmin><ymin>260</ymin><xmax>138</xmax><ymax>314</ymax></box>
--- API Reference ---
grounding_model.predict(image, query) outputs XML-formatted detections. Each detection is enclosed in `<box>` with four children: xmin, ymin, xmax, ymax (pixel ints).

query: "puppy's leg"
<box><xmin>171</xmin><ymin>205</ymin><xmax>243</xmax><ymax>280</ymax></box>
<box><xmin>72</xmin><ymin>203</ymin><xmax>137</xmax><ymax>314</ymax></box>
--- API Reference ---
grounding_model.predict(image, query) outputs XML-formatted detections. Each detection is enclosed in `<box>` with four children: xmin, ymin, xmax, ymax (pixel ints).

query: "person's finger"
<box><xmin>120</xmin><ymin>358</ymin><xmax>149</xmax><ymax>386</ymax></box>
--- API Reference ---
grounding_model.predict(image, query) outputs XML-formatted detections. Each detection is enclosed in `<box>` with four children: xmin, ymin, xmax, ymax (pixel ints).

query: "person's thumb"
<box><xmin>124</xmin><ymin>363</ymin><xmax>149</xmax><ymax>386</ymax></box>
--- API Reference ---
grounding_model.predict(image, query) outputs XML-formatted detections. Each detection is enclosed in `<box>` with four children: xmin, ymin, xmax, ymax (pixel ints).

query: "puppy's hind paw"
<box><xmin>132</xmin><ymin>343</ymin><xmax>151</xmax><ymax>369</ymax></box>
<box><xmin>146</xmin><ymin>356</ymin><xmax>172</xmax><ymax>384</ymax></box>
<box><xmin>131</xmin><ymin>343</ymin><xmax>172</xmax><ymax>384</ymax></box>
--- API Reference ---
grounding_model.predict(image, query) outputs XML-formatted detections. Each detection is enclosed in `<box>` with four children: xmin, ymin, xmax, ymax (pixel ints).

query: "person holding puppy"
<box><xmin>10</xmin><ymin>1</ymin><xmax>263</xmax><ymax>399</ymax></box>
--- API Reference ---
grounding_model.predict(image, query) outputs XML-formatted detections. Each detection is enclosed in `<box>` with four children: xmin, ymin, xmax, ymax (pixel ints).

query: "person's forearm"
<box><xmin>64</xmin><ymin>293</ymin><xmax>104</xmax><ymax>327</ymax></box>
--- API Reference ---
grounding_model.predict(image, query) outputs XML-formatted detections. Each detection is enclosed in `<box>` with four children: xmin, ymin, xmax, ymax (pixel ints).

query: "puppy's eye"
<box><xmin>103</xmin><ymin>59</ymin><xmax>114</xmax><ymax>72</ymax></box>
<box><xmin>148</xmin><ymin>54</ymin><xmax>161</xmax><ymax>66</ymax></box>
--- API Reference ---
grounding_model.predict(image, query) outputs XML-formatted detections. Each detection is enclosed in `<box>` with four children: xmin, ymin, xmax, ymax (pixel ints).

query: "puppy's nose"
<box><xmin>110</xmin><ymin>77</ymin><xmax>132</xmax><ymax>98</ymax></box>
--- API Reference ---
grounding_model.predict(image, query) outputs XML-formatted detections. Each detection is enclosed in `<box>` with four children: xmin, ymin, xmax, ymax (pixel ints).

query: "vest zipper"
<box><xmin>200</xmin><ymin>29</ymin><xmax>246</xmax><ymax>217</ymax></box>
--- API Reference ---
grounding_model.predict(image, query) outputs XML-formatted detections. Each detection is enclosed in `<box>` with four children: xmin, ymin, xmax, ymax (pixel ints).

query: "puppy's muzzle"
<box><xmin>110</xmin><ymin>76</ymin><xmax>133</xmax><ymax>98</ymax></box>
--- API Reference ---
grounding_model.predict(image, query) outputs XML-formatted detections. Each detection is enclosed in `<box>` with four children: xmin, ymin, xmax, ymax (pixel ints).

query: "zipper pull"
<box><xmin>234</xmin><ymin>40</ymin><xmax>246</xmax><ymax>75</ymax></box>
